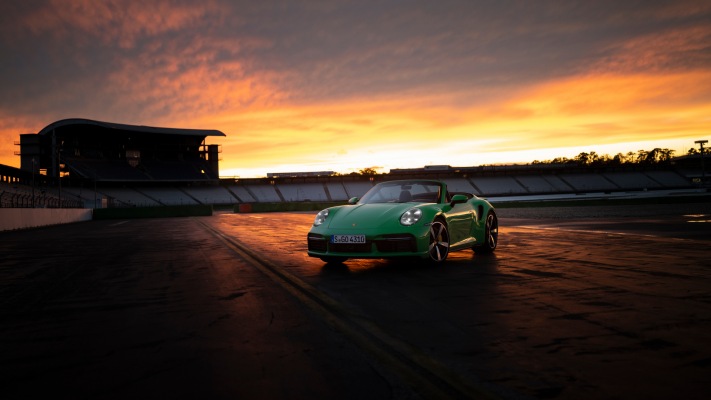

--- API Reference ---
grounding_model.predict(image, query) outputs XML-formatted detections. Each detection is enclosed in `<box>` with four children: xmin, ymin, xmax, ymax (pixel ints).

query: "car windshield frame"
<box><xmin>358</xmin><ymin>180</ymin><xmax>444</xmax><ymax>204</ymax></box>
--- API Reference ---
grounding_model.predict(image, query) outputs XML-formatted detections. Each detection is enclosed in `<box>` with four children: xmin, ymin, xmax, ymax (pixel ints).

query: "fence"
<box><xmin>0</xmin><ymin>185</ymin><xmax>84</xmax><ymax>209</ymax></box>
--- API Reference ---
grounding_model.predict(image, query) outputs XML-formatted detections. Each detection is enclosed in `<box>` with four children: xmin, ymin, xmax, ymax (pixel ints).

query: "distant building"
<box><xmin>267</xmin><ymin>171</ymin><xmax>335</xmax><ymax>178</ymax></box>
<box><xmin>16</xmin><ymin>118</ymin><xmax>225</xmax><ymax>185</ymax></box>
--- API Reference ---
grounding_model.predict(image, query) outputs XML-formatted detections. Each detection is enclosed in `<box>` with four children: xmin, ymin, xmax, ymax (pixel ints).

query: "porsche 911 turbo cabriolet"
<box><xmin>307</xmin><ymin>179</ymin><xmax>498</xmax><ymax>263</ymax></box>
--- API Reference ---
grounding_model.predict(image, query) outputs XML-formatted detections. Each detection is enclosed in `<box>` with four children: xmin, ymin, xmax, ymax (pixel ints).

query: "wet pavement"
<box><xmin>1</xmin><ymin>202</ymin><xmax>710</xmax><ymax>399</ymax></box>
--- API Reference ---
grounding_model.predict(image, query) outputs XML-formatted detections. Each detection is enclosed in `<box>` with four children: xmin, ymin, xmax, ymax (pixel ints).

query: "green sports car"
<box><xmin>307</xmin><ymin>179</ymin><xmax>498</xmax><ymax>263</ymax></box>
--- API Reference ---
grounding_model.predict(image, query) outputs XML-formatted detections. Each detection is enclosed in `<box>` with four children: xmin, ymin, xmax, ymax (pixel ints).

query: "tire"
<box><xmin>475</xmin><ymin>210</ymin><xmax>498</xmax><ymax>254</ymax></box>
<box><xmin>428</xmin><ymin>219</ymin><xmax>450</xmax><ymax>263</ymax></box>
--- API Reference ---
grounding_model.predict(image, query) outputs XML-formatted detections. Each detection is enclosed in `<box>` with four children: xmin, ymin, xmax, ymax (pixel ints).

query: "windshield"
<box><xmin>359</xmin><ymin>181</ymin><xmax>442</xmax><ymax>204</ymax></box>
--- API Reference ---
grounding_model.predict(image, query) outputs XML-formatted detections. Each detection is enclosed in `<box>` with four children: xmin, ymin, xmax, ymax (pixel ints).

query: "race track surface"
<box><xmin>1</xmin><ymin>202</ymin><xmax>710</xmax><ymax>399</ymax></box>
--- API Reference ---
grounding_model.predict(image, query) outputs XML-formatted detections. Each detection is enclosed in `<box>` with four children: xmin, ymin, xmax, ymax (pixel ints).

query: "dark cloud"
<box><xmin>206</xmin><ymin>0</ymin><xmax>711</xmax><ymax>104</ymax></box>
<box><xmin>0</xmin><ymin>0</ymin><xmax>709</xmax><ymax>121</ymax></box>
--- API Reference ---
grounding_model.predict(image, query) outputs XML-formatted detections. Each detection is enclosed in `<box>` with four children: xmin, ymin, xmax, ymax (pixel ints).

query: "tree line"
<box><xmin>349</xmin><ymin>146</ymin><xmax>707</xmax><ymax>175</ymax></box>
<box><xmin>535</xmin><ymin>146</ymin><xmax>710</xmax><ymax>166</ymax></box>
<box><xmin>531</xmin><ymin>148</ymin><xmax>679</xmax><ymax>166</ymax></box>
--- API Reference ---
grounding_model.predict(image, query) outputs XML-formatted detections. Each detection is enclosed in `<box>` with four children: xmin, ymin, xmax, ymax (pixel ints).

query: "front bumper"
<box><xmin>307</xmin><ymin>229</ymin><xmax>429</xmax><ymax>259</ymax></box>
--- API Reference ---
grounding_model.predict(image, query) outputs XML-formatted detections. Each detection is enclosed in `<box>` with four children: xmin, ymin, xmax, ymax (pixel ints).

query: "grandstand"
<box><xmin>1</xmin><ymin>118</ymin><xmax>707</xmax><ymax>210</ymax></box>
<box><xmin>4</xmin><ymin>118</ymin><xmax>225</xmax><ymax>208</ymax></box>
<box><xmin>17</xmin><ymin>118</ymin><xmax>224</xmax><ymax>185</ymax></box>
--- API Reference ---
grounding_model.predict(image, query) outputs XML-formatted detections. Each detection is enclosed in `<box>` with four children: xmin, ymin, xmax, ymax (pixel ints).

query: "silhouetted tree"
<box><xmin>659</xmin><ymin>148</ymin><xmax>675</xmax><ymax>163</ymax></box>
<box><xmin>358</xmin><ymin>167</ymin><xmax>378</xmax><ymax>176</ymax></box>
<box><xmin>637</xmin><ymin>149</ymin><xmax>649</xmax><ymax>164</ymax></box>
<box><xmin>532</xmin><ymin>148</ymin><xmax>677</xmax><ymax>167</ymax></box>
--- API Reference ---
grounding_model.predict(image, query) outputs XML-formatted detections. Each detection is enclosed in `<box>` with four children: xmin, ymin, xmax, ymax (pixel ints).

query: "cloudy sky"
<box><xmin>1</xmin><ymin>0</ymin><xmax>710</xmax><ymax>177</ymax></box>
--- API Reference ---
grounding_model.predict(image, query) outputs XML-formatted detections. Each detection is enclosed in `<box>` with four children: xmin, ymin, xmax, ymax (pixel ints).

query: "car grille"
<box><xmin>307</xmin><ymin>234</ymin><xmax>328</xmax><ymax>252</ymax></box>
<box><xmin>374</xmin><ymin>234</ymin><xmax>417</xmax><ymax>253</ymax></box>
<box><xmin>330</xmin><ymin>242</ymin><xmax>372</xmax><ymax>253</ymax></box>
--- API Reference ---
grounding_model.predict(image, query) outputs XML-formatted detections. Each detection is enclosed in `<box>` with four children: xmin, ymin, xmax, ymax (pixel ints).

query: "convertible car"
<box><xmin>307</xmin><ymin>179</ymin><xmax>498</xmax><ymax>263</ymax></box>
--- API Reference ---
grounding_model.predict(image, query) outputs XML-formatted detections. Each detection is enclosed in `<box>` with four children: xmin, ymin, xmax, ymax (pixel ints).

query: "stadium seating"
<box><xmin>2</xmin><ymin>166</ymin><xmax>698</xmax><ymax>209</ymax></box>
<box><xmin>644</xmin><ymin>171</ymin><xmax>690</xmax><ymax>188</ymax></box>
<box><xmin>224</xmin><ymin>184</ymin><xmax>256</xmax><ymax>203</ymax></box>
<box><xmin>324</xmin><ymin>182</ymin><xmax>349</xmax><ymax>201</ymax></box>
<box><xmin>182</xmin><ymin>186</ymin><xmax>237</xmax><ymax>205</ymax></box>
<box><xmin>470</xmin><ymin>176</ymin><xmax>527</xmax><ymax>195</ymax></box>
<box><xmin>342</xmin><ymin>181</ymin><xmax>375</xmax><ymax>199</ymax></box>
<box><xmin>558</xmin><ymin>173</ymin><xmax>619</xmax><ymax>192</ymax></box>
<box><xmin>0</xmin><ymin>182</ymin><xmax>83</xmax><ymax>208</ymax></box>
<box><xmin>515</xmin><ymin>175</ymin><xmax>567</xmax><ymax>193</ymax></box>
<box><xmin>97</xmin><ymin>188</ymin><xmax>160</xmax><ymax>207</ymax></box>
<box><xmin>441</xmin><ymin>178</ymin><xmax>478</xmax><ymax>194</ymax></box>
<box><xmin>244</xmin><ymin>184</ymin><xmax>282</xmax><ymax>202</ymax></box>
<box><xmin>136</xmin><ymin>187</ymin><xmax>199</xmax><ymax>206</ymax></box>
<box><xmin>277</xmin><ymin>183</ymin><xmax>329</xmax><ymax>202</ymax></box>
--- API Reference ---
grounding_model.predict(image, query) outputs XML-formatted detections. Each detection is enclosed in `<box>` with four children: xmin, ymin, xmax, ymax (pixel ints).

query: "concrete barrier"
<box><xmin>0</xmin><ymin>208</ymin><xmax>93</xmax><ymax>231</ymax></box>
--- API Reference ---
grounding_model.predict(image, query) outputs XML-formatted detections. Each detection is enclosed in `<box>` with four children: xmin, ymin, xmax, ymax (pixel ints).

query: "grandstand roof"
<box><xmin>37</xmin><ymin>118</ymin><xmax>226</xmax><ymax>138</ymax></box>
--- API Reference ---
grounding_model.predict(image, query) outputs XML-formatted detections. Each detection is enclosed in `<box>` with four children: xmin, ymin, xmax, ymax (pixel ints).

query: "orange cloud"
<box><xmin>20</xmin><ymin>0</ymin><xmax>225</xmax><ymax>49</ymax></box>
<box><xmin>206</xmin><ymin>65</ymin><xmax>711</xmax><ymax>177</ymax></box>
<box><xmin>2</xmin><ymin>2</ymin><xmax>709</xmax><ymax>177</ymax></box>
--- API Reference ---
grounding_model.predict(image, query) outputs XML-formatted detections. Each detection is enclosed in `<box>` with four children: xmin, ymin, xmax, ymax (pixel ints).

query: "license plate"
<box><xmin>331</xmin><ymin>234</ymin><xmax>366</xmax><ymax>244</ymax></box>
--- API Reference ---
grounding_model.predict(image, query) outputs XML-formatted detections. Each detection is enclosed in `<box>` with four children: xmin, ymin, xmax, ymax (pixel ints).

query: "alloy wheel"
<box><xmin>428</xmin><ymin>220</ymin><xmax>450</xmax><ymax>262</ymax></box>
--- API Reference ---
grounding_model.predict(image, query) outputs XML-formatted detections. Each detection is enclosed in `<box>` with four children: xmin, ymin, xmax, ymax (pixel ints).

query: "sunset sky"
<box><xmin>1</xmin><ymin>0</ymin><xmax>710</xmax><ymax>177</ymax></box>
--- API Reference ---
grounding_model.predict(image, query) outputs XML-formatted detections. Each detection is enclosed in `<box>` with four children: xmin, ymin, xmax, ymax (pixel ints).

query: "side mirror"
<box><xmin>348</xmin><ymin>197</ymin><xmax>359</xmax><ymax>205</ymax></box>
<box><xmin>450</xmin><ymin>194</ymin><xmax>468</xmax><ymax>207</ymax></box>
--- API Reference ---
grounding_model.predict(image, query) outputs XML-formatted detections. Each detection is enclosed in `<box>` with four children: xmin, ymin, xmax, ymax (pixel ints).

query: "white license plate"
<box><xmin>331</xmin><ymin>234</ymin><xmax>366</xmax><ymax>244</ymax></box>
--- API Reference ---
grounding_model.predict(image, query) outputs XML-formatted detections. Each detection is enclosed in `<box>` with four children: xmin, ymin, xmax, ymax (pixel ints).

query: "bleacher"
<box><xmin>182</xmin><ymin>186</ymin><xmax>237</xmax><ymax>205</ymax></box>
<box><xmin>61</xmin><ymin>187</ymin><xmax>100</xmax><ymax>208</ymax></box>
<box><xmin>441</xmin><ymin>178</ymin><xmax>477</xmax><ymax>194</ymax></box>
<box><xmin>277</xmin><ymin>183</ymin><xmax>329</xmax><ymax>202</ymax></box>
<box><xmin>245</xmin><ymin>184</ymin><xmax>282</xmax><ymax>202</ymax></box>
<box><xmin>97</xmin><ymin>188</ymin><xmax>160</xmax><ymax>207</ymax></box>
<box><xmin>603</xmin><ymin>172</ymin><xmax>661</xmax><ymax>190</ymax></box>
<box><xmin>1</xmin><ymin>182</ymin><xmax>83</xmax><ymax>208</ymax></box>
<box><xmin>515</xmin><ymin>175</ymin><xmax>565</xmax><ymax>193</ymax></box>
<box><xmin>342</xmin><ymin>181</ymin><xmax>375</xmax><ymax>199</ymax></box>
<box><xmin>644</xmin><ymin>171</ymin><xmax>690</xmax><ymax>187</ymax></box>
<box><xmin>5</xmin><ymin>161</ymin><xmax>699</xmax><ymax>209</ymax></box>
<box><xmin>558</xmin><ymin>173</ymin><xmax>619</xmax><ymax>192</ymax></box>
<box><xmin>65</xmin><ymin>157</ymin><xmax>150</xmax><ymax>181</ymax></box>
<box><xmin>225</xmin><ymin>184</ymin><xmax>256</xmax><ymax>203</ymax></box>
<box><xmin>136</xmin><ymin>187</ymin><xmax>199</xmax><ymax>206</ymax></box>
<box><xmin>324</xmin><ymin>182</ymin><xmax>349</xmax><ymax>201</ymax></box>
<box><xmin>470</xmin><ymin>176</ymin><xmax>527</xmax><ymax>196</ymax></box>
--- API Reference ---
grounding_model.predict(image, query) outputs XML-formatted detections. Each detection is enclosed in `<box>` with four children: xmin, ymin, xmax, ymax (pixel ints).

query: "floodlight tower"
<box><xmin>695</xmin><ymin>140</ymin><xmax>708</xmax><ymax>180</ymax></box>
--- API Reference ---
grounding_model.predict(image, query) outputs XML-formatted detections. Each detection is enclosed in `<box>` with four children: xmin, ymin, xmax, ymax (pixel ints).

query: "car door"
<box><xmin>444</xmin><ymin>198</ymin><xmax>475</xmax><ymax>248</ymax></box>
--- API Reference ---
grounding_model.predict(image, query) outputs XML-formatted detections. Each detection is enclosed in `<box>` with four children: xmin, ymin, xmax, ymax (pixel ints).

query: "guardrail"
<box><xmin>0</xmin><ymin>190</ymin><xmax>83</xmax><ymax>208</ymax></box>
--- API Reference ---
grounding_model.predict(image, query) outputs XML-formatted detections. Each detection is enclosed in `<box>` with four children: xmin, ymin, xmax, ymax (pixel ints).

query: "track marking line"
<box><xmin>109</xmin><ymin>220</ymin><xmax>130</xmax><ymax>227</ymax></box>
<box><xmin>197</xmin><ymin>219</ymin><xmax>502</xmax><ymax>400</ymax></box>
<box><xmin>515</xmin><ymin>225</ymin><xmax>689</xmax><ymax>241</ymax></box>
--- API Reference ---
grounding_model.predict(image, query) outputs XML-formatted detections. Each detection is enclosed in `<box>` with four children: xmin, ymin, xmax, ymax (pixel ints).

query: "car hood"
<box><xmin>327</xmin><ymin>203</ymin><xmax>421</xmax><ymax>230</ymax></box>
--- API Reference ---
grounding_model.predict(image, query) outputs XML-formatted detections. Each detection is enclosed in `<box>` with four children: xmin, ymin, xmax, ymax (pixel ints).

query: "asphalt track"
<box><xmin>1</xmin><ymin>202</ymin><xmax>710</xmax><ymax>399</ymax></box>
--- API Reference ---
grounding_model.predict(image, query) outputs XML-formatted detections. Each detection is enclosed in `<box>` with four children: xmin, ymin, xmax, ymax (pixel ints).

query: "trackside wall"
<box><xmin>0</xmin><ymin>209</ymin><xmax>92</xmax><ymax>231</ymax></box>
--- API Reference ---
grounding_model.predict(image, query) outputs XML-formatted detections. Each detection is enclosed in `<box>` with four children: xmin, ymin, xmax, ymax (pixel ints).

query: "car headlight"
<box><xmin>400</xmin><ymin>207</ymin><xmax>422</xmax><ymax>226</ymax></box>
<box><xmin>314</xmin><ymin>209</ymin><xmax>329</xmax><ymax>226</ymax></box>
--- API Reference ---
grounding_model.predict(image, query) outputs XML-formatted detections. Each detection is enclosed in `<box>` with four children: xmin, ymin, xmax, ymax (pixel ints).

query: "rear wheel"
<box><xmin>475</xmin><ymin>210</ymin><xmax>498</xmax><ymax>254</ymax></box>
<box><xmin>428</xmin><ymin>220</ymin><xmax>450</xmax><ymax>263</ymax></box>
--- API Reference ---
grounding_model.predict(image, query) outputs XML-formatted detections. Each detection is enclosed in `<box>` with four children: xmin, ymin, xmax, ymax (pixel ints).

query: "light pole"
<box><xmin>695</xmin><ymin>140</ymin><xmax>708</xmax><ymax>181</ymax></box>
<box><xmin>31</xmin><ymin>157</ymin><xmax>36</xmax><ymax>208</ymax></box>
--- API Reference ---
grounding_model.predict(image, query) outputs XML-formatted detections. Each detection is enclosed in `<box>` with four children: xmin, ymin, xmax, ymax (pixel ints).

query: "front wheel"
<box><xmin>475</xmin><ymin>210</ymin><xmax>498</xmax><ymax>254</ymax></box>
<box><xmin>428</xmin><ymin>220</ymin><xmax>450</xmax><ymax>263</ymax></box>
